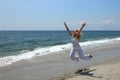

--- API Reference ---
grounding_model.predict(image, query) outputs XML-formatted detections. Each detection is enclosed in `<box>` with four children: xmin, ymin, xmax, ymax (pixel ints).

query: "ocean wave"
<box><xmin>82</xmin><ymin>37</ymin><xmax>120</xmax><ymax>47</ymax></box>
<box><xmin>0</xmin><ymin>37</ymin><xmax>120</xmax><ymax>67</ymax></box>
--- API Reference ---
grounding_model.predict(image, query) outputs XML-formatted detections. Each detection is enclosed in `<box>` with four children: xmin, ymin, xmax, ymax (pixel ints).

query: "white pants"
<box><xmin>70</xmin><ymin>46</ymin><xmax>90</xmax><ymax>62</ymax></box>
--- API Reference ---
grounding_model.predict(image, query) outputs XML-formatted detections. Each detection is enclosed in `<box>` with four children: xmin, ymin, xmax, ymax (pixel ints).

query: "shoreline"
<box><xmin>0</xmin><ymin>47</ymin><xmax>120</xmax><ymax>80</ymax></box>
<box><xmin>0</xmin><ymin>37</ymin><xmax>120</xmax><ymax>68</ymax></box>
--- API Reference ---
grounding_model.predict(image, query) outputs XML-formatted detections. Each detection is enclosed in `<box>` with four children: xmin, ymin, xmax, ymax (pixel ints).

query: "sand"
<box><xmin>66</xmin><ymin>57</ymin><xmax>120</xmax><ymax>80</ymax></box>
<box><xmin>0</xmin><ymin>47</ymin><xmax>120</xmax><ymax>80</ymax></box>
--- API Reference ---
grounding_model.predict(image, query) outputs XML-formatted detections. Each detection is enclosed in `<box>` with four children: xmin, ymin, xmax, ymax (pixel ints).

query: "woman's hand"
<box><xmin>82</xmin><ymin>22</ymin><xmax>86</xmax><ymax>27</ymax></box>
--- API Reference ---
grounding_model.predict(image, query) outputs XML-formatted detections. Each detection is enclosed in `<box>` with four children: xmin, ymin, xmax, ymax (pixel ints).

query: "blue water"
<box><xmin>0</xmin><ymin>31</ymin><xmax>68</xmax><ymax>57</ymax></box>
<box><xmin>0</xmin><ymin>31</ymin><xmax>120</xmax><ymax>57</ymax></box>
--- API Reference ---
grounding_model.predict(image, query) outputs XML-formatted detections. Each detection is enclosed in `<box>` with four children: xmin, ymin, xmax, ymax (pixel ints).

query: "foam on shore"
<box><xmin>0</xmin><ymin>37</ymin><xmax>120</xmax><ymax>67</ymax></box>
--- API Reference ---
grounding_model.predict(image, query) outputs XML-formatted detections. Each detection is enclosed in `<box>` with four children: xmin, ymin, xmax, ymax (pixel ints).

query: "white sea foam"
<box><xmin>82</xmin><ymin>37</ymin><xmax>120</xmax><ymax>46</ymax></box>
<box><xmin>0</xmin><ymin>37</ymin><xmax>120</xmax><ymax>67</ymax></box>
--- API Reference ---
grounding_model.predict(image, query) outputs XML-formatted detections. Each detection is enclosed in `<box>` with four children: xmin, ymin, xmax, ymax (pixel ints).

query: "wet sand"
<box><xmin>0</xmin><ymin>47</ymin><xmax>120</xmax><ymax>80</ymax></box>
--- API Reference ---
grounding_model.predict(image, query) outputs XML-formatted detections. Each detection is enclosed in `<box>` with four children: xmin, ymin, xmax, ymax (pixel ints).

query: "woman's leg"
<box><xmin>70</xmin><ymin>49</ymin><xmax>79</xmax><ymax>62</ymax></box>
<box><xmin>77</xmin><ymin>47</ymin><xmax>91</xmax><ymax>61</ymax></box>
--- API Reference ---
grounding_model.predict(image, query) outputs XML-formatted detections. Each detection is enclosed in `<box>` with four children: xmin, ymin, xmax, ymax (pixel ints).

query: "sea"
<box><xmin>0</xmin><ymin>31</ymin><xmax>120</xmax><ymax>67</ymax></box>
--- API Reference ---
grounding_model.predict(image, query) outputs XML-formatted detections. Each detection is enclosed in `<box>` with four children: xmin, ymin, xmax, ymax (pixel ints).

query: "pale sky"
<box><xmin>0</xmin><ymin>0</ymin><xmax>120</xmax><ymax>30</ymax></box>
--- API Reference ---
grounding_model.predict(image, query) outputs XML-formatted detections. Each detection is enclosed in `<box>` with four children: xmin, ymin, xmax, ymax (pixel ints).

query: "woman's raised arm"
<box><xmin>79</xmin><ymin>22</ymin><xmax>86</xmax><ymax>33</ymax></box>
<box><xmin>64</xmin><ymin>22</ymin><xmax>72</xmax><ymax>36</ymax></box>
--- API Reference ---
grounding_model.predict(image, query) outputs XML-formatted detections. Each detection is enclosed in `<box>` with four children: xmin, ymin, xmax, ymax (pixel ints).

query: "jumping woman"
<box><xmin>64</xmin><ymin>22</ymin><xmax>92</xmax><ymax>62</ymax></box>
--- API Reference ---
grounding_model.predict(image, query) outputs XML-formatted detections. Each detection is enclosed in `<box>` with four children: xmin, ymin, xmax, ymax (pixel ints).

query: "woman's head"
<box><xmin>72</xmin><ymin>29</ymin><xmax>81</xmax><ymax>39</ymax></box>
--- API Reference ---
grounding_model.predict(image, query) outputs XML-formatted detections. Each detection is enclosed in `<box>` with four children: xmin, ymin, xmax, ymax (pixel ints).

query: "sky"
<box><xmin>0</xmin><ymin>0</ymin><xmax>120</xmax><ymax>30</ymax></box>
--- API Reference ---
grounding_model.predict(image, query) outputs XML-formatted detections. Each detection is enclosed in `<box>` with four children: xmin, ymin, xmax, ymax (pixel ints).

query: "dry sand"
<box><xmin>64</xmin><ymin>57</ymin><xmax>120</xmax><ymax>80</ymax></box>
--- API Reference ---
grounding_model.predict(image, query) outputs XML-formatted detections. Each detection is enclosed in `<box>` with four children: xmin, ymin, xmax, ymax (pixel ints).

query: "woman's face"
<box><xmin>72</xmin><ymin>29</ymin><xmax>81</xmax><ymax>39</ymax></box>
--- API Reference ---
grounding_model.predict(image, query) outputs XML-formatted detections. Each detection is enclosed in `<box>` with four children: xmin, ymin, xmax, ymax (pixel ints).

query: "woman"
<box><xmin>64</xmin><ymin>22</ymin><xmax>92</xmax><ymax>62</ymax></box>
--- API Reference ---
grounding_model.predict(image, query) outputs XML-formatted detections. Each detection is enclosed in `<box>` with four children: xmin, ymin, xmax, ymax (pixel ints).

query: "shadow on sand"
<box><xmin>75</xmin><ymin>68</ymin><xmax>103</xmax><ymax>78</ymax></box>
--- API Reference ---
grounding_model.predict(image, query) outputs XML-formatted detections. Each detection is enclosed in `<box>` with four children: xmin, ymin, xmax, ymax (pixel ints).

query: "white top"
<box><xmin>71</xmin><ymin>37</ymin><xmax>80</xmax><ymax>48</ymax></box>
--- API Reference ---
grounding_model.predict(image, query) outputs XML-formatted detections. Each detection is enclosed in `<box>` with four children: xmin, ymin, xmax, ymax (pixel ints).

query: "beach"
<box><xmin>66</xmin><ymin>56</ymin><xmax>120</xmax><ymax>80</ymax></box>
<box><xmin>0</xmin><ymin>0</ymin><xmax>120</xmax><ymax>79</ymax></box>
<box><xmin>0</xmin><ymin>31</ymin><xmax>120</xmax><ymax>80</ymax></box>
<box><xmin>0</xmin><ymin>46</ymin><xmax>120</xmax><ymax>80</ymax></box>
